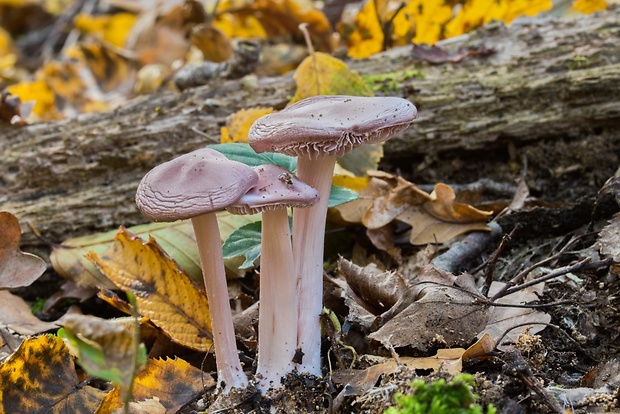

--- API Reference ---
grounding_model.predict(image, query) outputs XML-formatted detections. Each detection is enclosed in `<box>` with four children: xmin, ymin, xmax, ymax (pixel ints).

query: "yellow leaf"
<box><xmin>96</xmin><ymin>357</ymin><xmax>211</xmax><ymax>414</ymax></box>
<box><xmin>6</xmin><ymin>79</ymin><xmax>60</xmax><ymax>120</ymax></box>
<box><xmin>290</xmin><ymin>52</ymin><xmax>373</xmax><ymax>103</ymax></box>
<box><xmin>73</xmin><ymin>12</ymin><xmax>137</xmax><ymax>47</ymax></box>
<box><xmin>0</xmin><ymin>26</ymin><xmax>13</xmax><ymax>56</ymax></box>
<box><xmin>0</xmin><ymin>335</ymin><xmax>107</xmax><ymax>413</ymax></box>
<box><xmin>220</xmin><ymin>107</ymin><xmax>274</xmax><ymax>143</ymax></box>
<box><xmin>213</xmin><ymin>12</ymin><xmax>268</xmax><ymax>39</ymax></box>
<box><xmin>342</xmin><ymin>0</ymin><xmax>383</xmax><ymax>59</ymax></box>
<box><xmin>87</xmin><ymin>228</ymin><xmax>214</xmax><ymax>352</ymax></box>
<box><xmin>571</xmin><ymin>0</ymin><xmax>607</xmax><ymax>14</ymax></box>
<box><xmin>214</xmin><ymin>0</ymin><xmax>333</xmax><ymax>52</ymax></box>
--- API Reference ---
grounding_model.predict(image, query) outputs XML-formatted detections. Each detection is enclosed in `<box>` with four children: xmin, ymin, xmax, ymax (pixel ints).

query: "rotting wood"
<box><xmin>1</xmin><ymin>7</ymin><xmax>619</xmax><ymax>255</ymax></box>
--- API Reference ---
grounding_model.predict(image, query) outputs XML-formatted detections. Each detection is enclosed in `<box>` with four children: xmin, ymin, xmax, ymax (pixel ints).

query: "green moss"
<box><xmin>364</xmin><ymin>70</ymin><xmax>425</xmax><ymax>93</ymax></box>
<box><xmin>384</xmin><ymin>374</ymin><xmax>496</xmax><ymax>414</ymax></box>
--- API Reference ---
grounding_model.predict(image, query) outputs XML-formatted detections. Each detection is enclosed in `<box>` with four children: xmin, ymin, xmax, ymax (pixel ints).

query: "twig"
<box><xmin>431</xmin><ymin>221</ymin><xmax>503</xmax><ymax>273</ymax></box>
<box><xmin>494</xmin><ymin>258</ymin><xmax>613</xmax><ymax>300</ymax></box>
<box><xmin>502</xmin><ymin>346</ymin><xmax>566</xmax><ymax>414</ymax></box>
<box><xmin>481</xmin><ymin>225</ymin><xmax>517</xmax><ymax>296</ymax></box>
<box><xmin>490</xmin><ymin>236</ymin><xmax>580</xmax><ymax>301</ymax></box>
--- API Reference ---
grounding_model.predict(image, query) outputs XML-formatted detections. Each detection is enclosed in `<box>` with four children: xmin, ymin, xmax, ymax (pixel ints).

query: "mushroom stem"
<box><xmin>191</xmin><ymin>213</ymin><xmax>248</xmax><ymax>392</ymax></box>
<box><xmin>292</xmin><ymin>155</ymin><xmax>338</xmax><ymax>376</ymax></box>
<box><xmin>256</xmin><ymin>208</ymin><xmax>298</xmax><ymax>390</ymax></box>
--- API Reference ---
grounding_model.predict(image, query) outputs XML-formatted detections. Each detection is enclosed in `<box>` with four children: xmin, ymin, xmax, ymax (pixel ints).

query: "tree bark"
<box><xmin>1</xmin><ymin>7</ymin><xmax>619</xmax><ymax>254</ymax></box>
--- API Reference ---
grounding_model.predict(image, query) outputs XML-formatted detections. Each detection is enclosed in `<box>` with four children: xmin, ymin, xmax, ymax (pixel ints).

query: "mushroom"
<box><xmin>135</xmin><ymin>147</ymin><xmax>258</xmax><ymax>393</ymax></box>
<box><xmin>248</xmin><ymin>95</ymin><xmax>417</xmax><ymax>375</ymax></box>
<box><xmin>227</xmin><ymin>164</ymin><xmax>319</xmax><ymax>391</ymax></box>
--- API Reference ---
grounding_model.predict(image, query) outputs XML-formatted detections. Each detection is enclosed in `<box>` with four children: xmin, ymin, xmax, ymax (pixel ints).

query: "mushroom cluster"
<box><xmin>249</xmin><ymin>95</ymin><xmax>418</xmax><ymax>376</ymax></box>
<box><xmin>135</xmin><ymin>95</ymin><xmax>417</xmax><ymax>395</ymax></box>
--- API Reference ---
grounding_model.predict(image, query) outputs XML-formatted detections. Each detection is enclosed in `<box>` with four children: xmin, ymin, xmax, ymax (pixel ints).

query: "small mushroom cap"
<box><xmin>248</xmin><ymin>95</ymin><xmax>417</xmax><ymax>159</ymax></box>
<box><xmin>227</xmin><ymin>164</ymin><xmax>320</xmax><ymax>215</ymax></box>
<box><xmin>136</xmin><ymin>148</ymin><xmax>259</xmax><ymax>222</ymax></box>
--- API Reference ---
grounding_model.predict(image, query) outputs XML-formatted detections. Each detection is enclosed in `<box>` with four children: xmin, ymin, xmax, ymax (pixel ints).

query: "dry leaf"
<box><xmin>0</xmin><ymin>90</ymin><xmax>32</xmax><ymax>125</ymax></box>
<box><xmin>223</xmin><ymin>0</ymin><xmax>333</xmax><ymax>52</ymax></box>
<box><xmin>88</xmin><ymin>227</ymin><xmax>213</xmax><ymax>352</ymax></box>
<box><xmin>191</xmin><ymin>23</ymin><xmax>233</xmax><ymax>63</ymax></box>
<box><xmin>0</xmin><ymin>211</ymin><xmax>46</xmax><ymax>289</ymax></box>
<box><xmin>368</xmin><ymin>265</ymin><xmax>489</xmax><ymax>351</ymax></box>
<box><xmin>0</xmin><ymin>290</ymin><xmax>58</xmax><ymax>335</ymax></box>
<box><xmin>363</xmin><ymin>177</ymin><xmax>430</xmax><ymax>229</ymax></box>
<box><xmin>0</xmin><ymin>335</ymin><xmax>107</xmax><ymax>413</ymax></box>
<box><xmin>290</xmin><ymin>52</ymin><xmax>373</xmax><ymax>104</ymax></box>
<box><xmin>61</xmin><ymin>314</ymin><xmax>144</xmax><ymax>387</ymax></box>
<box><xmin>96</xmin><ymin>357</ymin><xmax>211</xmax><ymax>414</ymax></box>
<box><xmin>332</xmin><ymin>335</ymin><xmax>494</xmax><ymax>396</ymax></box>
<box><xmin>51</xmin><ymin>212</ymin><xmax>255</xmax><ymax>289</ymax></box>
<box><xmin>598</xmin><ymin>213</ymin><xmax>620</xmax><ymax>261</ymax></box>
<box><xmin>480</xmin><ymin>281</ymin><xmax>551</xmax><ymax>347</ymax></box>
<box><xmin>338</xmin><ymin>258</ymin><xmax>405</xmax><ymax>312</ymax></box>
<box><xmin>220</xmin><ymin>107</ymin><xmax>274</xmax><ymax>143</ymax></box>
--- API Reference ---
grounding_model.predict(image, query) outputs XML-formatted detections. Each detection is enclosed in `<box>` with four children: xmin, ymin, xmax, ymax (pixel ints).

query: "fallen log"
<box><xmin>1</xmin><ymin>7</ymin><xmax>619</xmax><ymax>255</ymax></box>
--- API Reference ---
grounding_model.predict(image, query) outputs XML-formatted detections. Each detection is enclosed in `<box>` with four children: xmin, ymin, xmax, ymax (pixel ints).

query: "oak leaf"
<box><xmin>87</xmin><ymin>228</ymin><xmax>213</xmax><ymax>352</ymax></box>
<box><xmin>0</xmin><ymin>211</ymin><xmax>46</xmax><ymax>289</ymax></box>
<box><xmin>191</xmin><ymin>23</ymin><xmax>234</xmax><ymax>63</ymax></box>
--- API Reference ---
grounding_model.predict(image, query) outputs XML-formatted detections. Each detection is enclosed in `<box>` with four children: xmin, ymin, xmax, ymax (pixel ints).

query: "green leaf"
<box><xmin>207</xmin><ymin>143</ymin><xmax>297</xmax><ymax>171</ymax></box>
<box><xmin>328</xmin><ymin>185</ymin><xmax>358</xmax><ymax>208</ymax></box>
<box><xmin>222</xmin><ymin>221</ymin><xmax>262</xmax><ymax>269</ymax></box>
<box><xmin>50</xmin><ymin>212</ymin><xmax>258</xmax><ymax>289</ymax></box>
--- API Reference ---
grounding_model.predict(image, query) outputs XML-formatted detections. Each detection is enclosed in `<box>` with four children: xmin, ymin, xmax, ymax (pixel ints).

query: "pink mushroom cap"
<box><xmin>136</xmin><ymin>148</ymin><xmax>259</xmax><ymax>222</ymax></box>
<box><xmin>227</xmin><ymin>164</ymin><xmax>319</xmax><ymax>215</ymax></box>
<box><xmin>248</xmin><ymin>95</ymin><xmax>418</xmax><ymax>159</ymax></box>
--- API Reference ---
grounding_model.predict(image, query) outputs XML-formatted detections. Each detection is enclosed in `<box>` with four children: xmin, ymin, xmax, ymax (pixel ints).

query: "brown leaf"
<box><xmin>363</xmin><ymin>177</ymin><xmax>430</xmax><ymax>229</ymax></box>
<box><xmin>338</xmin><ymin>257</ymin><xmax>405</xmax><ymax>312</ymax></box>
<box><xmin>0</xmin><ymin>291</ymin><xmax>58</xmax><ymax>335</ymax></box>
<box><xmin>423</xmin><ymin>183</ymin><xmax>492</xmax><ymax>223</ymax></box>
<box><xmin>191</xmin><ymin>23</ymin><xmax>233</xmax><ymax>63</ymax></box>
<box><xmin>0</xmin><ymin>335</ymin><xmax>107</xmax><ymax>413</ymax></box>
<box><xmin>332</xmin><ymin>335</ymin><xmax>494</xmax><ymax>397</ymax></box>
<box><xmin>0</xmin><ymin>90</ymin><xmax>32</xmax><ymax>125</ymax></box>
<box><xmin>96</xmin><ymin>357</ymin><xmax>211</xmax><ymax>414</ymax></box>
<box><xmin>481</xmin><ymin>281</ymin><xmax>551</xmax><ymax>347</ymax></box>
<box><xmin>368</xmin><ymin>265</ymin><xmax>489</xmax><ymax>351</ymax></box>
<box><xmin>0</xmin><ymin>212</ymin><xmax>46</xmax><ymax>289</ymax></box>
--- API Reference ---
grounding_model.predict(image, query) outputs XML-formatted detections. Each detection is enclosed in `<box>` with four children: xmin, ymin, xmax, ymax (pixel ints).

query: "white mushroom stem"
<box><xmin>292</xmin><ymin>155</ymin><xmax>338</xmax><ymax>376</ymax></box>
<box><xmin>191</xmin><ymin>213</ymin><xmax>248</xmax><ymax>392</ymax></box>
<box><xmin>256</xmin><ymin>207</ymin><xmax>298</xmax><ymax>390</ymax></box>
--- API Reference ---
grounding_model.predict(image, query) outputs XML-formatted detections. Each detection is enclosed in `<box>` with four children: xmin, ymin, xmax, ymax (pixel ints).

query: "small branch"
<box><xmin>481</xmin><ymin>225</ymin><xmax>517</xmax><ymax>296</ymax></box>
<box><xmin>502</xmin><ymin>346</ymin><xmax>566</xmax><ymax>414</ymax></box>
<box><xmin>431</xmin><ymin>221</ymin><xmax>503</xmax><ymax>273</ymax></box>
<box><xmin>489</xmin><ymin>236</ymin><xmax>580</xmax><ymax>301</ymax></box>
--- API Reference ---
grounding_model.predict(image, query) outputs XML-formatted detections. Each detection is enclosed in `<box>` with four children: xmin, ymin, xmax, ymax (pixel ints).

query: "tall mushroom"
<box><xmin>227</xmin><ymin>164</ymin><xmax>319</xmax><ymax>391</ymax></box>
<box><xmin>248</xmin><ymin>95</ymin><xmax>417</xmax><ymax>375</ymax></box>
<box><xmin>136</xmin><ymin>147</ymin><xmax>257</xmax><ymax>393</ymax></box>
